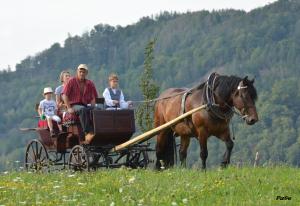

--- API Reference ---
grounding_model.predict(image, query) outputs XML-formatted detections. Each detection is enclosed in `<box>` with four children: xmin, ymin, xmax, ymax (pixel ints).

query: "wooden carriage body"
<box><xmin>36</xmin><ymin>109</ymin><xmax>135</xmax><ymax>153</ymax></box>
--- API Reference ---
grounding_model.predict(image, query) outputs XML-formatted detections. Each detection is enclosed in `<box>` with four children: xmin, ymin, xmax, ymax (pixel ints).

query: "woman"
<box><xmin>55</xmin><ymin>70</ymin><xmax>70</xmax><ymax>110</ymax></box>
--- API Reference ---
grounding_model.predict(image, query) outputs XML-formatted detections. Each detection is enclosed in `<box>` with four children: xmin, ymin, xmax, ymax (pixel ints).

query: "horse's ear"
<box><xmin>243</xmin><ymin>76</ymin><xmax>248</xmax><ymax>81</ymax></box>
<box><xmin>250</xmin><ymin>78</ymin><xmax>255</xmax><ymax>84</ymax></box>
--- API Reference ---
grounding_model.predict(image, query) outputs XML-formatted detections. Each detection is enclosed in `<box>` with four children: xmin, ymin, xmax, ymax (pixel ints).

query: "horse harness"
<box><xmin>205</xmin><ymin>72</ymin><xmax>234</xmax><ymax>121</ymax></box>
<box><xmin>179</xmin><ymin>72</ymin><xmax>234</xmax><ymax>121</ymax></box>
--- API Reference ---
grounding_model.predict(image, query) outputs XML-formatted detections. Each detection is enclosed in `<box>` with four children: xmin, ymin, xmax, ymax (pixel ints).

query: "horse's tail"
<box><xmin>165</xmin><ymin>129</ymin><xmax>175</xmax><ymax>167</ymax></box>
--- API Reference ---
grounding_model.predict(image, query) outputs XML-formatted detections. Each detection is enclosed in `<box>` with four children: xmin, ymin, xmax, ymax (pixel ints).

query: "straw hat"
<box><xmin>43</xmin><ymin>87</ymin><xmax>53</xmax><ymax>94</ymax></box>
<box><xmin>77</xmin><ymin>64</ymin><xmax>88</xmax><ymax>71</ymax></box>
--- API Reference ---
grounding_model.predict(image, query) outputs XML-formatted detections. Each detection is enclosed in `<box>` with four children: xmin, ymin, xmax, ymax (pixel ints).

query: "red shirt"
<box><xmin>63</xmin><ymin>77</ymin><xmax>98</xmax><ymax>106</ymax></box>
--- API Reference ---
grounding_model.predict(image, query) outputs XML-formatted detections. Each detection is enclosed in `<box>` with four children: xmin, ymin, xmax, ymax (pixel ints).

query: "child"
<box><xmin>38</xmin><ymin>87</ymin><xmax>62</xmax><ymax>136</ymax></box>
<box><xmin>103</xmin><ymin>73</ymin><xmax>133</xmax><ymax>109</ymax></box>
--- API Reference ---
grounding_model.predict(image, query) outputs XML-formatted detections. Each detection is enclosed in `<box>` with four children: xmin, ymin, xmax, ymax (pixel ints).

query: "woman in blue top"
<box><xmin>55</xmin><ymin>70</ymin><xmax>70</xmax><ymax>110</ymax></box>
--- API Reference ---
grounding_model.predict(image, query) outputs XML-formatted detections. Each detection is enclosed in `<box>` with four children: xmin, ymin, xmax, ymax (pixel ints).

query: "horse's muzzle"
<box><xmin>246</xmin><ymin>116</ymin><xmax>258</xmax><ymax>125</ymax></box>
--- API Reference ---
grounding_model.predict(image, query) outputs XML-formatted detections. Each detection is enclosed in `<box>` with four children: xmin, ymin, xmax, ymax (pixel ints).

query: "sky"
<box><xmin>0</xmin><ymin>0</ymin><xmax>277</xmax><ymax>70</ymax></box>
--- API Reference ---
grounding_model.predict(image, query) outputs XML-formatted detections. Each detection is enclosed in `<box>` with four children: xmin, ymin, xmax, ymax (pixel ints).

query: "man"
<box><xmin>62</xmin><ymin>64</ymin><xmax>98</xmax><ymax>142</ymax></box>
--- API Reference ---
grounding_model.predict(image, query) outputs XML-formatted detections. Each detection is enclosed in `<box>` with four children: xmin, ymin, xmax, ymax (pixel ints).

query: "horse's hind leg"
<box><xmin>179</xmin><ymin>136</ymin><xmax>190</xmax><ymax>167</ymax></box>
<box><xmin>155</xmin><ymin>129</ymin><xmax>173</xmax><ymax>169</ymax></box>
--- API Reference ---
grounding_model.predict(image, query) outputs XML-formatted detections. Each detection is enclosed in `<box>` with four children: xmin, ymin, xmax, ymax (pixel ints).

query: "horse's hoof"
<box><xmin>220</xmin><ymin>162</ymin><xmax>228</xmax><ymax>169</ymax></box>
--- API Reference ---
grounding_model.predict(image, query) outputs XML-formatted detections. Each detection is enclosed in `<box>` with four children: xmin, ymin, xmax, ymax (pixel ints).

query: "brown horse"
<box><xmin>154</xmin><ymin>73</ymin><xmax>258</xmax><ymax>169</ymax></box>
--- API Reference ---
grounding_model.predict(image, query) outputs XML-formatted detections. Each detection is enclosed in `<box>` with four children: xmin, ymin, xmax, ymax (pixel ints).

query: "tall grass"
<box><xmin>0</xmin><ymin>166</ymin><xmax>299</xmax><ymax>205</ymax></box>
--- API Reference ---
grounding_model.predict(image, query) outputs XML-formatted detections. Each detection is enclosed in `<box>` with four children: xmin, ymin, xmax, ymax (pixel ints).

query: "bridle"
<box><xmin>205</xmin><ymin>73</ymin><xmax>254</xmax><ymax>121</ymax></box>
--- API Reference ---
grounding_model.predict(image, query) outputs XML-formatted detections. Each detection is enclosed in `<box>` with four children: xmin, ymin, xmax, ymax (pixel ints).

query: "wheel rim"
<box><xmin>127</xmin><ymin>150</ymin><xmax>149</xmax><ymax>169</ymax></box>
<box><xmin>25</xmin><ymin>139</ymin><xmax>49</xmax><ymax>172</ymax></box>
<box><xmin>68</xmin><ymin>145</ymin><xmax>89</xmax><ymax>171</ymax></box>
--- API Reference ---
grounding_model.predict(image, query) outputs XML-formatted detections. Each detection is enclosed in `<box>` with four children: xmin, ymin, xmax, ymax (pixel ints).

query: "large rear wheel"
<box><xmin>68</xmin><ymin>145</ymin><xmax>90</xmax><ymax>171</ymax></box>
<box><xmin>25</xmin><ymin>139</ymin><xmax>49</xmax><ymax>172</ymax></box>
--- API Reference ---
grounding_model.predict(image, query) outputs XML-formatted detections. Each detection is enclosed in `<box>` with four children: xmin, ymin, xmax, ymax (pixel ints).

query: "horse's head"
<box><xmin>232</xmin><ymin>76</ymin><xmax>258</xmax><ymax>125</ymax></box>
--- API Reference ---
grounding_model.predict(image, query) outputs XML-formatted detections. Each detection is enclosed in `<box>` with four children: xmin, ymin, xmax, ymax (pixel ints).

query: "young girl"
<box><xmin>39</xmin><ymin>87</ymin><xmax>62</xmax><ymax>136</ymax></box>
<box><xmin>103</xmin><ymin>73</ymin><xmax>132</xmax><ymax>109</ymax></box>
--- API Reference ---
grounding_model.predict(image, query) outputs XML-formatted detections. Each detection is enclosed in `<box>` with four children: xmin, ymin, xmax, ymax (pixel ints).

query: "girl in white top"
<box><xmin>102</xmin><ymin>73</ymin><xmax>132</xmax><ymax>109</ymax></box>
<box><xmin>39</xmin><ymin>87</ymin><xmax>62</xmax><ymax>136</ymax></box>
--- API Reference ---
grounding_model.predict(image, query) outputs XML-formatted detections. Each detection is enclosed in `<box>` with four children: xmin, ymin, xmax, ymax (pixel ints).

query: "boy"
<box><xmin>39</xmin><ymin>87</ymin><xmax>62</xmax><ymax>136</ymax></box>
<box><xmin>103</xmin><ymin>73</ymin><xmax>133</xmax><ymax>109</ymax></box>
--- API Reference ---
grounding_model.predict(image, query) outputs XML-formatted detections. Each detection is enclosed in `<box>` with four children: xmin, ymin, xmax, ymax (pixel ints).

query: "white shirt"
<box><xmin>39</xmin><ymin>99</ymin><xmax>57</xmax><ymax>116</ymax></box>
<box><xmin>102</xmin><ymin>88</ymin><xmax>129</xmax><ymax>109</ymax></box>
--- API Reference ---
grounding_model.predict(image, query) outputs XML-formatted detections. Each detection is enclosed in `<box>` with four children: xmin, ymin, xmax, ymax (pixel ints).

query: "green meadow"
<box><xmin>0</xmin><ymin>166</ymin><xmax>299</xmax><ymax>206</ymax></box>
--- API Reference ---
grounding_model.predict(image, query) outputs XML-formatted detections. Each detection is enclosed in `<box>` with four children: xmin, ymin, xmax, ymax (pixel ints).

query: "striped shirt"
<box><xmin>63</xmin><ymin>77</ymin><xmax>98</xmax><ymax>106</ymax></box>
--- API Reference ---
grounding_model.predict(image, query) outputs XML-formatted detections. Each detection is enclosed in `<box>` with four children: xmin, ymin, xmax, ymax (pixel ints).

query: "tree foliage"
<box><xmin>136</xmin><ymin>39</ymin><xmax>159</xmax><ymax>132</ymax></box>
<box><xmin>1</xmin><ymin>0</ymin><xmax>300</xmax><ymax>169</ymax></box>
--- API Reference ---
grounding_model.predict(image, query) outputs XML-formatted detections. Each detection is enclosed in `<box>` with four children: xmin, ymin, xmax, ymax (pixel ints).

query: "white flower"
<box><xmin>68</xmin><ymin>174</ymin><xmax>75</xmax><ymax>177</ymax></box>
<box><xmin>119</xmin><ymin>188</ymin><xmax>123</xmax><ymax>193</ymax></box>
<box><xmin>53</xmin><ymin>185</ymin><xmax>60</xmax><ymax>189</ymax></box>
<box><xmin>182</xmin><ymin>198</ymin><xmax>188</xmax><ymax>204</ymax></box>
<box><xmin>171</xmin><ymin>202</ymin><xmax>177</xmax><ymax>206</ymax></box>
<box><xmin>110</xmin><ymin>202</ymin><xmax>115</xmax><ymax>206</ymax></box>
<box><xmin>128</xmin><ymin>176</ymin><xmax>136</xmax><ymax>184</ymax></box>
<box><xmin>78</xmin><ymin>182</ymin><xmax>85</xmax><ymax>185</ymax></box>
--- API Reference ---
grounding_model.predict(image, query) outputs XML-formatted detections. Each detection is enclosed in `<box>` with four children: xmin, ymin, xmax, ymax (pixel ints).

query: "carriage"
<box><xmin>23</xmin><ymin>98</ymin><xmax>153</xmax><ymax>172</ymax></box>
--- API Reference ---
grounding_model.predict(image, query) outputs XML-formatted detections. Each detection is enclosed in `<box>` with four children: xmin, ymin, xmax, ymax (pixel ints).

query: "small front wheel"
<box><xmin>68</xmin><ymin>145</ymin><xmax>90</xmax><ymax>171</ymax></box>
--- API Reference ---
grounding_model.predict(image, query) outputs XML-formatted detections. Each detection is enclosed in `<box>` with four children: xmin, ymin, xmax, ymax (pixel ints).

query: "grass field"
<box><xmin>0</xmin><ymin>166</ymin><xmax>299</xmax><ymax>206</ymax></box>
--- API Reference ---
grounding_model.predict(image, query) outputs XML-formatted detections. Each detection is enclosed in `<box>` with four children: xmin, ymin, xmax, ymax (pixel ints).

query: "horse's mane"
<box><xmin>214</xmin><ymin>75</ymin><xmax>258</xmax><ymax>101</ymax></box>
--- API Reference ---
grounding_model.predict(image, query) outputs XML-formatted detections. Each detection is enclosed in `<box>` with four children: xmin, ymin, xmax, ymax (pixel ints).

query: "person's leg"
<box><xmin>77</xmin><ymin>107</ymin><xmax>93</xmax><ymax>134</ymax></box>
<box><xmin>46</xmin><ymin>116</ymin><xmax>55</xmax><ymax>136</ymax></box>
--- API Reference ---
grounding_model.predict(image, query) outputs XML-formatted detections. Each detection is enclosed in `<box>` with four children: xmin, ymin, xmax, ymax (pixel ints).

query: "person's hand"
<box><xmin>67</xmin><ymin>107</ymin><xmax>74</xmax><ymax>114</ymax></box>
<box><xmin>113</xmin><ymin>100</ymin><xmax>119</xmax><ymax>105</ymax></box>
<box><xmin>127</xmin><ymin>101</ymin><xmax>133</xmax><ymax>108</ymax></box>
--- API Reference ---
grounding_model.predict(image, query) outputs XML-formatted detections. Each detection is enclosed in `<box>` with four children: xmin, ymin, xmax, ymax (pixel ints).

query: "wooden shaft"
<box><xmin>112</xmin><ymin>104</ymin><xmax>207</xmax><ymax>152</ymax></box>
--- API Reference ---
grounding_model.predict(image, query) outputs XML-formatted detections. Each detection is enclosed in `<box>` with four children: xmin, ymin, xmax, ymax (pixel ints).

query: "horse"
<box><xmin>154</xmin><ymin>73</ymin><xmax>258</xmax><ymax>169</ymax></box>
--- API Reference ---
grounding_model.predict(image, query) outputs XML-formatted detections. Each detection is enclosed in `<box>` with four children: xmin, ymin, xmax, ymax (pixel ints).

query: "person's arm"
<box><xmin>55</xmin><ymin>94</ymin><xmax>61</xmax><ymax>107</ymax></box>
<box><xmin>38</xmin><ymin>102</ymin><xmax>43</xmax><ymax>117</ymax></box>
<box><xmin>103</xmin><ymin>88</ymin><xmax>115</xmax><ymax>107</ymax></box>
<box><xmin>119</xmin><ymin>91</ymin><xmax>130</xmax><ymax>109</ymax></box>
<box><xmin>63</xmin><ymin>94</ymin><xmax>74</xmax><ymax>113</ymax></box>
<box><xmin>62</xmin><ymin>80</ymin><xmax>74</xmax><ymax>113</ymax></box>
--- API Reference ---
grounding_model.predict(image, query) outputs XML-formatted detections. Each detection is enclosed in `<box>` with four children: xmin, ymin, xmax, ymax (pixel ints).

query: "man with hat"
<box><xmin>62</xmin><ymin>64</ymin><xmax>98</xmax><ymax>142</ymax></box>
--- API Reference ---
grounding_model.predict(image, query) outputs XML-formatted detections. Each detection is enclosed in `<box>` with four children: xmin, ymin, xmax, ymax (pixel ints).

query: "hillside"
<box><xmin>0</xmin><ymin>167</ymin><xmax>299</xmax><ymax>205</ymax></box>
<box><xmin>1</xmin><ymin>0</ymin><xmax>300</xmax><ymax>170</ymax></box>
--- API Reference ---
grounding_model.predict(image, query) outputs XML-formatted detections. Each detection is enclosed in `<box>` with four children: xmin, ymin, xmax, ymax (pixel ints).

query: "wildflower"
<box><xmin>110</xmin><ymin>202</ymin><xmax>115</xmax><ymax>206</ymax></box>
<box><xmin>182</xmin><ymin>198</ymin><xmax>188</xmax><ymax>204</ymax></box>
<box><xmin>171</xmin><ymin>202</ymin><xmax>177</xmax><ymax>206</ymax></box>
<box><xmin>53</xmin><ymin>185</ymin><xmax>60</xmax><ymax>189</ymax></box>
<box><xmin>68</xmin><ymin>174</ymin><xmax>75</xmax><ymax>178</ymax></box>
<box><xmin>78</xmin><ymin>182</ymin><xmax>85</xmax><ymax>185</ymax></box>
<box><xmin>119</xmin><ymin>188</ymin><xmax>123</xmax><ymax>193</ymax></box>
<box><xmin>3</xmin><ymin>171</ymin><xmax>8</xmax><ymax>174</ymax></box>
<box><xmin>128</xmin><ymin>176</ymin><xmax>136</xmax><ymax>184</ymax></box>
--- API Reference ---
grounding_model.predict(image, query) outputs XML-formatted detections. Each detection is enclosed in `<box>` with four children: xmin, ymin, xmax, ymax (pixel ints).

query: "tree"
<box><xmin>136</xmin><ymin>39</ymin><xmax>159</xmax><ymax>132</ymax></box>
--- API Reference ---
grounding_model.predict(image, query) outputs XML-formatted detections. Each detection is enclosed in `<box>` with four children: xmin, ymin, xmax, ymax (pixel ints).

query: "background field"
<box><xmin>0</xmin><ymin>167</ymin><xmax>299</xmax><ymax>205</ymax></box>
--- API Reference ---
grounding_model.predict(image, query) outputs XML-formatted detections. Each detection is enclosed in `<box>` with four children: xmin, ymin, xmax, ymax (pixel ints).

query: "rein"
<box><xmin>131</xmin><ymin>73</ymin><xmax>250</xmax><ymax>121</ymax></box>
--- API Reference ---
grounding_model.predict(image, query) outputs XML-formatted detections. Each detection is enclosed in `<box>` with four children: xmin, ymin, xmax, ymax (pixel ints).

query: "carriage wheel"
<box><xmin>126</xmin><ymin>150</ymin><xmax>149</xmax><ymax>169</ymax></box>
<box><xmin>25</xmin><ymin>139</ymin><xmax>49</xmax><ymax>172</ymax></box>
<box><xmin>88</xmin><ymin>152</ymin><xmax>110</xmax><ymax>169</ymax></box>
<box><xmin>68</xmin><ymin>145</ymin><xmax>90</xmax><ymax>171</ymax></box>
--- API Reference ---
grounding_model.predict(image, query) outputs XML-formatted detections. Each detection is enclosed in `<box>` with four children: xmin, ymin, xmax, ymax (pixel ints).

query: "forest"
<box><xmin>0</xmin><ymin>0</ymin><xmax>300</xmax><ymax>170</ymax></box>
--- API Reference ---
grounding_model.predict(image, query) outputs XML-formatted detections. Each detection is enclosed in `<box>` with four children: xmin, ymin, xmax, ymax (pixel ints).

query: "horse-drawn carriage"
<box><xmin>23</xmin><ymin>98</ymin><xmax>152</xmax><ymax>172</ymax></box>
<box><xmin>22</xmin><ymin>73</ymin><xmax>259</xmax><ymax>171</ymax></box>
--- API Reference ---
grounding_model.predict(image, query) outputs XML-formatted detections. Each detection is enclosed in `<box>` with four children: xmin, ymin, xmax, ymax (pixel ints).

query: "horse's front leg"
<box><xmin>219</xmin><ymin>129</ymin><xmax>234</xmax><ymax>168</ymax></box>
<box><xmin>179</xmin><ymin>136</ymin><xmax>190</xmax><ymax>167</ymax></box>
<box><xmin>196</xmin><ymin>128</ymin><xmax>209</xmax><ymax>170</ymax></box>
